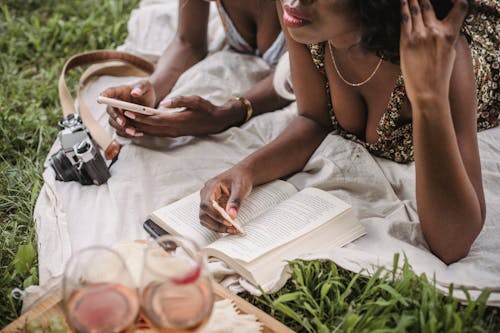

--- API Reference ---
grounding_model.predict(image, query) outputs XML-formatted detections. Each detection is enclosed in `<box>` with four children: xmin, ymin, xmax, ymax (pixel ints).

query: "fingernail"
<box><xmin>134</xmin><ymin>132</ymin><xmax>144</xmax><ymax>137</ymax></box>
<box><xmin>124</xmin><ymin>111</ymin><xmax>136</xmax><ymax>119</ymax></box>
<box><xmin>131</xmin><ymin>87</ymin><xmax>142</xmax><ymax>96</ymax></box>
<box><xmin>160</xmin><ymin>98</ymin><xmax>172</xmax><ymax>107</ymax></box>
<box><xmin>125</xmin><ymin>127</ymin><xmax>136</xmax><ymax>136</ymax></box>
<box><xmin>227</xmin><ymin>227</ymin><xmax>237</xmax><ymax>234</ymax></box>
<box><xmin>228</xmin><ymin>207</ymin><xmax>238</xmax><ymax>218</ymax></box>
<box><xmin>116</xmin><ymin>117</ymin><xmax>125</xmax><ymax>127</ymax></box>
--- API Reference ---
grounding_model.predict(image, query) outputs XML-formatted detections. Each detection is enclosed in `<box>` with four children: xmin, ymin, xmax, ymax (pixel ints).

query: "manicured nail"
<box><xmin>228</xmin><ymin>207</ymin><xmax>238</xmax><ymax>219</ymax></box>
<box><xmin>125</xmin><ymin>127</ymin><xmax>136</xmax><ymax>136</ymax></box>
<box><xmin>131</xmin><ymin>87</ymin><xmax>142</xmax><ymax>96</ymax></box>
<box><xmin>160</xmin><ymin>98</ymin><xmax>172</xmax><ymax>107</ymax></box>
<box><xmin>124</xmin><ymin>111</ymin><xmax>136</xmax><ymax>119</ymax></box>
<box><xmin>116</xmin><ymin>117</ymin><xmax>125</xmax><ymax>127</ymax></box>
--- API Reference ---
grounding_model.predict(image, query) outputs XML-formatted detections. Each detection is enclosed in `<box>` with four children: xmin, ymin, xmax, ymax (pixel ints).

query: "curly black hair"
<box><xmin>356</xmin><ymin>0</ymin><xmax>468</xmax><ymax>63</ymax></box>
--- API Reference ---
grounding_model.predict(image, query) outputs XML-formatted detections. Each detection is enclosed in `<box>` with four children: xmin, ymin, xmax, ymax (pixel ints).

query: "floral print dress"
<box><xmin>309</xmin><ymin>0</ymin><xmax>499</xmax><ymax>164</ymax></box>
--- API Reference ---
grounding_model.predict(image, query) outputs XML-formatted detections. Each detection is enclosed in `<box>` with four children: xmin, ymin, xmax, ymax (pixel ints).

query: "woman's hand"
<box><xmin>199</xmin><ymin>166</ymin><xmax>254</xmax><ymax>234</ymax></box>
<box><xmin>399</xmin><ymin>0</ymin><xmax>469</xmax><ymax>104</ymax></box>
<box><xmin>101</xmin><ymin>80</ymin><xmax>157</xmax><ymax>137</ymax></box>
<box><xmin>116</xmin><ymin>95</ymin><xmax>244</xmax><ymax>137</ymax></box>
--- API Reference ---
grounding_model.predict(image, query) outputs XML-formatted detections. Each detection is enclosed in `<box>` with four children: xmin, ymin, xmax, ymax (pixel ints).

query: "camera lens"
<box><xmin>76</xmin><ymin>141</ymin><xmax>91</xmax><ymax>154</ymax></box>
<box><xmin>59</xmin><ymin>114</ymin><xmax>81</xmax><ymax>129</ymax></box>
<box><xmin>49</xmin><ymin>149</ymin><xmax>80</xmax><ymax>182</ymax></box>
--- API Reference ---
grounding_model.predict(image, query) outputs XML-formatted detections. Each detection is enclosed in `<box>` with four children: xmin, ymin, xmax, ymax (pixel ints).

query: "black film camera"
<box><xmin>49</xmin><ymin>114</ymin><xmax>111</xmax><ymax>185</ymax></box>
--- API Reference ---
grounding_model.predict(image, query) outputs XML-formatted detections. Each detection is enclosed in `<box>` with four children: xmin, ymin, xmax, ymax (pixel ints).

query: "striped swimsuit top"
<box><xmin>215</xmin><ymin>0</ymin><xmax>286</xmax><ymax>65</ymax></box>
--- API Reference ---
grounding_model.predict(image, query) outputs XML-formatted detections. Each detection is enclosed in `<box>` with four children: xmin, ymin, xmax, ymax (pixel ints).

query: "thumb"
<box><xmin>160</xmin><ymin>96</ymin><xmax>193</xmax><ymax>109</ymax></box>
<box><xmin>160</xmin><ymin>95</ymin><xmax>212</xmax><ymax>111</ymax></box>
<box><xmin>130</xmin><ymin>81</ymin><xmax>148</xmax><ymax>97</ymax></box>
<box><xmin>445</xmin><ymin>0</ymin><xmax>469</xmax><ymax>36</ymax></box>
<box><xmin>226</xmin><ymin>185</ymin><xmax>245</xmax><ymax>219</ymax></box>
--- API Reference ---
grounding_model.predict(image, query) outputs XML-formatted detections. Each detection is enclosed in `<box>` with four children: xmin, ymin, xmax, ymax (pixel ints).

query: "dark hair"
<box><xmin>356</xmin><ymin>0</ymin><xmax>465</xmax><ymax>63</ymax></box>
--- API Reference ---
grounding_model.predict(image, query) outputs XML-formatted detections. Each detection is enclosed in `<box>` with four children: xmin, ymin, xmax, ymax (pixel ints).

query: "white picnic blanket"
<box><xmin>30</xmin><ymin>0</ymin><xmax>500</xmax><ymax>308</ymax></box>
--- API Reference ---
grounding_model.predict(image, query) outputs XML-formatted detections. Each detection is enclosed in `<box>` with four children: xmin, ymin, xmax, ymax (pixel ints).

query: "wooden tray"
<box><xmin>2</xmin><ymin>283</ymin><xmax>294</xmax><ymax>333</ymax></box>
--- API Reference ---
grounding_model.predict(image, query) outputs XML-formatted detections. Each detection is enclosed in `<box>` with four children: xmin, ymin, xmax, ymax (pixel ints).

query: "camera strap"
<box><xmin>58</xmin><ymin>50</ymin><xmax>155</xmax><ymax>161</ymax></box>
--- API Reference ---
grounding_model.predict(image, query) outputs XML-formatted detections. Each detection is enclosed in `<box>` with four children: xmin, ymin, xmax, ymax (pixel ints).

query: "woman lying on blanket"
<box><xmin>102</xmin><ymin>0</ymin><xmax>291</xmax><ymax>138</ymax></box>
<box><xmin>198</xmin><ymin>0</ymin><xmax>500</xmax><ymax>264</ymax></box>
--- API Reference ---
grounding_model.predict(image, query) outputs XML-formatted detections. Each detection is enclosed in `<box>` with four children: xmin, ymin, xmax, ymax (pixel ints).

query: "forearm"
<box><xmin>244</xmin><ymin>72</ymin><xmax>291</xmax><ymax>117</ymax></box>
<box><xmin>236</xmin><ymin>116</ymin><xmax>328</xmax><ymax>186</ymax></box>
<box><xmin>218</xmin><ymin>72</ymin><xmax>293</xmax><ymax>127</ymax></box>
<box><xmin>413</xmin><ymin>98</ymin><xmax>484</xmax><ymax>263</ymax></box>
<box><xmin>150</xmin><ymin>37</ymin><xmax>207</xmax><ymax>105</ymax></box>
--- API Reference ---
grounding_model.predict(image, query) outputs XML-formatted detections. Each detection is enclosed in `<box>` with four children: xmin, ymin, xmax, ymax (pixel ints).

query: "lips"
<box><xmin>283</xmin><ymin>5</ymin><xmax>311</xmax><ymax>28</ymax></box>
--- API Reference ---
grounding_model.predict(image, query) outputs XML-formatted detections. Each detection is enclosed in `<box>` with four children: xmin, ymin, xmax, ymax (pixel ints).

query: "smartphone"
<box><xmin>143</xmin><ymin>219</ymin><xmax>169</xmax><ymax>239</ymax></box>
<box><xmin>97</xmin><ymin>96</ymin><xmax>157</xmax><ymax>115</ymax></box>
<box><xmin>97</xmin><ymin>96</ymin><xmax>186</xmax><ymax>115</ymax></box>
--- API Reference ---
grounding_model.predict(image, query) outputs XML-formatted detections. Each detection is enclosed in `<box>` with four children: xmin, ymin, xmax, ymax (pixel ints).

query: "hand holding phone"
<box><xmin>97</xmin><ymin>96</ymin><xmax>187</xmax><ymax>116</ymax></box>
<box><xmin>97</xmin><ymin>96</ymin><xmax>157</xmax><ymax>115</ymax></box>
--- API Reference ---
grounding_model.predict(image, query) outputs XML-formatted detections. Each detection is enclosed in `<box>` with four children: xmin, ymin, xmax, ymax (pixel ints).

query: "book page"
<box><xmin>206</xmin><ymin>188</ymin><xmax>351</xmax><ymax>262</ymax></box>
<box><xmin>150</xmin><ymin>192</ymin><xmax>219</xmax><ymax>248</ymax></box>
<box><xmin>149</xmin><ymin>180</ymin><xmax>297</xmax><ymax>248</ymax></box>
<box><xmin>235</xmin><ymin>180</ymin><xmax>297</xmax><ymax>225</ymax></box>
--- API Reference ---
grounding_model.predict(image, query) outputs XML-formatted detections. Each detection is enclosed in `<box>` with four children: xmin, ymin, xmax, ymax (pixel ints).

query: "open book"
<box><xmin>149</xmin><ymin>180</ymin><xmax>366</xmax><ymax>288</ymax></box>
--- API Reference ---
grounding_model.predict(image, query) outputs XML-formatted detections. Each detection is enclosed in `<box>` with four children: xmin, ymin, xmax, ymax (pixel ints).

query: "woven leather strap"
<box><xmin>58</xmin><ymin>50</ymin><xmax>155</xmax><ymax>160</ymax></box>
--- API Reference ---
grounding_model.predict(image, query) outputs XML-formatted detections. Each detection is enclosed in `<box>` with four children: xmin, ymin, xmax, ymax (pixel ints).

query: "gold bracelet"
<box><xmin>231</xmin><ymin>96</ymin><xmax>253</xmax><ymax>123</ymax></box>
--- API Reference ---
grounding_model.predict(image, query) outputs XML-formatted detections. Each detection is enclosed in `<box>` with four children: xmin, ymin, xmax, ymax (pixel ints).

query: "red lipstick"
<box><xmin>283</xmin><ymin>5</ymin><xmax>311</xmax><ymax>28</ymax></box>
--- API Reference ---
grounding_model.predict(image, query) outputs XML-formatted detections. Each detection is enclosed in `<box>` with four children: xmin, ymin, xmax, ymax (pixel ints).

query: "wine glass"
<box><xmin>63</xmin><ymin>246</ymin><xmax>140</xmax><ymax>333</ymax></box>
<box><xmin>141</xmin><ymin>235</ymin><xmax>214</xmax><ymax>332</ymax></box>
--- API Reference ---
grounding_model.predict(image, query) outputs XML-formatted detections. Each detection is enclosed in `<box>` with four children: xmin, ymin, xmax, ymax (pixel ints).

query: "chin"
<box><xmin>287</xmin><ymin>28</ymin><xmax>322</xmax><ymax>45</ymax></box>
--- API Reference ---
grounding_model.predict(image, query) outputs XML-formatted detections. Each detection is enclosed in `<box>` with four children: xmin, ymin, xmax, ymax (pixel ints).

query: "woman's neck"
<box><xmin>328</xmin><ymin>29</ymin><xmax>362</xmax><ymax>51</ymax></box>
<box><xmin>325</xmin><ymin>7</ymin><xmax>362</xmax><ymax>51</ymax></box>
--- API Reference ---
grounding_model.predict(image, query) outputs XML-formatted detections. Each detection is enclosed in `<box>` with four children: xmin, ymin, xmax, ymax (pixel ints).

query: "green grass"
<box><xmin>0</xmin><ymin>0</ymin><xmax>139</xmax><ymax>326</ymax></box>
<box><xmin>0</xmin><ymin>1</ymin><xmax>499</xmax><ymax>331</ymax></box>
<box><xmin>246</xmin><ymin>256</ymin><xmax>500</xmax><ymax>332</ymax></box>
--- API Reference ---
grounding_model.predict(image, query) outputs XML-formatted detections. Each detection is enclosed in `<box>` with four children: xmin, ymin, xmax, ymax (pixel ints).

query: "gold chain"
<box><xmin>327</xmin><ymin>41</ymin><xmax>383</xmax><ymax>87</ymax></box>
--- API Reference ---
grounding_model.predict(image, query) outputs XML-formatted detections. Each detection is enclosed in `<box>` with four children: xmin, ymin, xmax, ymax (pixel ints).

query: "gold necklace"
<box><xmin>327</xmin><ymin>41</ymin><xmax>383</xmax><ymax>87</ymax></box>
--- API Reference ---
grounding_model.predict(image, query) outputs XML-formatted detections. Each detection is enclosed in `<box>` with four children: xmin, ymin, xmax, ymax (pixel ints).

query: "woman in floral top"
<box><xmin>198</xmin><ymin>0</ymin><xmax>499</xmax><ymax>264</ymax></box>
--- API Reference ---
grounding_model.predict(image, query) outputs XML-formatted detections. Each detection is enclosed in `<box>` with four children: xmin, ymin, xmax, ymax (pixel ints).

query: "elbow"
<box><xmin>433</xmin><ymin>247</ymin><xmax>471</xmax><ymax>265</ymax></box>
<box><xmin>430</xmin><ymin>231</ymin><xmax>477</xmax><ymax>264</ymax></box>
<box><xmin>172</xmin><ymin>34</ymin><xmax>208</xmax><ymax>58</ymax></box>
<box><xmin>426</xmin><ymin>214</ymin><xmax>485</xmax><ymax>265</ymax></box>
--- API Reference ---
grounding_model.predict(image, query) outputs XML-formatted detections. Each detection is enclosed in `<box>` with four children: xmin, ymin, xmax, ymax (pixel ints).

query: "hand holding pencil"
<box><xmin>198</xmin><ymin>165</ymin><xmax>253</xmax><ymax>234</ymax></box>
<box><xmin>212</xmin><ymin>200</ymin><xmax>246</xmax><ymax>236</ymax></box>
